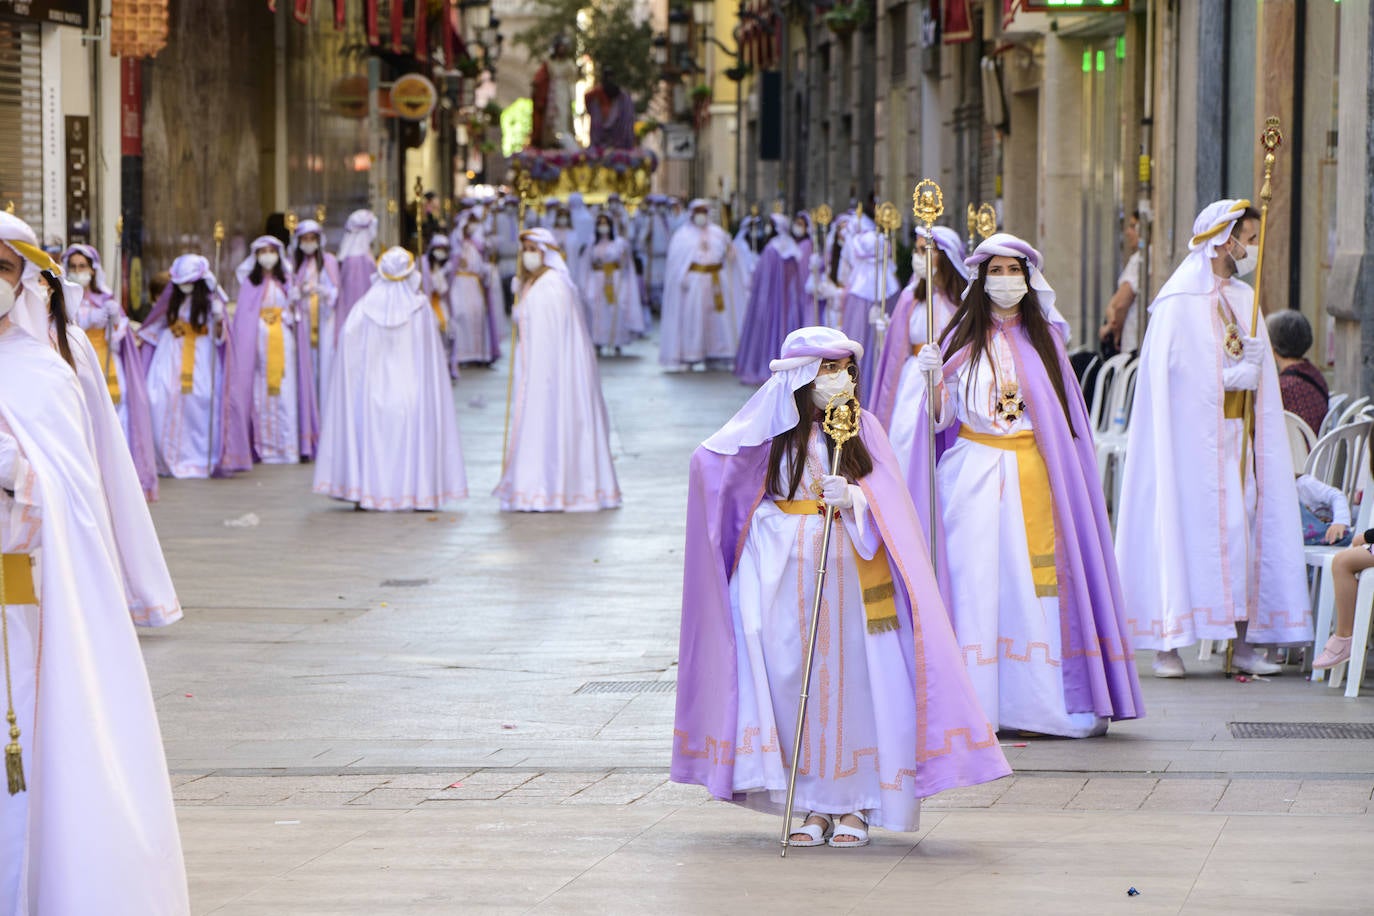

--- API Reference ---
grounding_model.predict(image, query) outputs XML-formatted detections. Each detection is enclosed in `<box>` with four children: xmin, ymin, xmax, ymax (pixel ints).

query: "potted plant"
<box><xmin>823</xmin><ymin>0</ymin><xmax>869</xmax><ymax>37</ymax></box>
<box><xmin>723</xmin><ymin>63</ymin><xmax>752</xmax><ymax>83</ymax></box>
<box><xmin>690</xmin><ymin>83</ymin><xmax>712</xmax><ymax>106</ymax></box>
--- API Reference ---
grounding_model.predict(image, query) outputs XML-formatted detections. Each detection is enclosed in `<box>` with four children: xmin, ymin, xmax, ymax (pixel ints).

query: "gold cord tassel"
<box><xmin>1</xmin><ymin>552</ymin><xmax>23</xmax><ymax>794</ymax></box>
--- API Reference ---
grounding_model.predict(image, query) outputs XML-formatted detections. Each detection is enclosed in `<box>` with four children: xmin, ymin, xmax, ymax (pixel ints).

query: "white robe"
<box><xmin>659</xmin><ymin>222</ymin><xmax>746</xmax><ymax>366</ymax></box>
<box><xmin>448</xmin><ymin>241</ymin><xmax>497</xmax><ymax>365</ymax></box>
<box><xmin>0</xmin><ymin>324</ymin><xmax>187</xmax><ymax>915</ymax></box>
<box><xmin>251</xmin><ymin>280</ymin><xmax>300</xmax><ymax>464</ymax></box>
<box><xmin>147</xmin><ymin>304</ymin><xmax>225</xmax><ymax>479</ymax></box>
<box><xmin>73</xmin><ymin>298</ymin><xmax>131</xmax><ymax>440</ymax></box>
<box><xmin>313</xmin><ymin>286</ymin><xmax>467</xmax><ymax>511</ymax></box>
<box><xmin>581</xmin><ymin>238</ymin><xmax>645</xmax><ymax>348</ymax></box>
<box><xmin>496</xmin><ymin>268</ymin><xmax>621</xmax><ymax>512</ymax></box>
<box><xmin>294</xmin><ymin>257</ymin><xmax>339</xmax><ymax>412</ymax></box>
<box><xmin>934</xmin><ymin>323</ymin><xmax>1108</xmax><ymax>738</ymax></box>
<box><xmin>731</xmin><ymin>427</ymin><xmax>922</xmax><ymax>831</ymax></box>
<box><xmin>888</xmin><ymin>289</ymin><xmax>957</xmax><ymax>479</ymax></box>
<box><xmin>1116</xmin><ymin>266</ymin><xmax>1310</xmax><ymax>649</ymax></box>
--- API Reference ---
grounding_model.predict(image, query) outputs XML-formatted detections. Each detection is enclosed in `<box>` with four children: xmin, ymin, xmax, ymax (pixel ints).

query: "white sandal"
<box><xmin>828</xmin><ymin>811</ymin><xmax>870</xmax><ymax>848</ymax></box>
<box><xmin>787</xmin><ymin>812</ymin><xmax>833</xmax><ymax>848</ymax></box>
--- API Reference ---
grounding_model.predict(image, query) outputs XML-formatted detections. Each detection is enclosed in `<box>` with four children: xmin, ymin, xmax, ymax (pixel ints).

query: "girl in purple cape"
<box><xmin>915</xmin><ymin>234</ymin><xmax>1144</xmax><ymax>738</ymax></box>
<box><xmin>335</xmin><ymin>210</ymin><xmax>379</xmax><ymax>346</ymax></box>
<box><xmin>289</xmin><ymin>219</ymin><xmax>341</xmax><ymax>410</ymax></box>
<box><xmin>140</xmin><ymin>254</ymin><xmax>233</xmax><ymax>479</ymax></box>
<box><xmin>673</xmin><ymin>326</ymin><xmax>1009</xmax><ymax>849</ymax></box>
<box><xmin>732</xmin><ymin>212</ymin><xmax>813</xmax><ymax>386</ymax></box>
<box><xmin>225</xmin><ymin>236</ymin><xmax>319</xmax><ymax>468</ymax></box>
<box><xmin>61</xmin><ymin>244</ymin><xmax>159</xmax><ymax>500</ymax></box>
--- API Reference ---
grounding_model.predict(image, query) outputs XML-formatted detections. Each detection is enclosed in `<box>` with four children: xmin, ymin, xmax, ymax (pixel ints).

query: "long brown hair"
<box><xmin>766</xmin><ymin>367</ymin><xmax>875</xmax><ymax>498</ymax></box>
<box><xmin>913</xmin><ymin>246</ymin><xmax>968</xmax><ymax>305</ymax></box>
<box><xmin>42</xmin><ymin>270</ymin><xmax>75</xmax><ymax>368</ymax></box>
<box><xmin>938</xmin><ymin>258</ymin><xmax>1077</xmax><ymax>438</ymax></box>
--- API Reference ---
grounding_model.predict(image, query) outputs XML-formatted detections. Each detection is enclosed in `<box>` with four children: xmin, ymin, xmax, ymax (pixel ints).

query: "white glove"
<box><xmin>211</xmin><ymin>300</ymin><xmax>226</xmax><ymax>320</ymax></box>
<box><xmin>915</xmin><ymin>344</ymin><xmax>944</xmax><ymax>375</ymax></box>
<box><xmin>818</xmin><ymin>279</ymin><xmax>840</xmax><ymax>301</ymax></box>
<box><xmin>1221</xmin><ymin>336</ymin><xmax>1264</xmax><ymax>391</ymax></box>
<box><xmin>808</xmin><ymin>253</ymin><xmax>822</xmax><ymax>273</ymax></box>
<box><xmin>867</xmin><ymin>304</ymin><xmax>884</xmax><ymax>325</ymax></box>
<box><xmin>1241</xmin><ymin>335</ymin><xmax>1266</xmax><ymax>367</ymax></box>
<box><xmin>819</xmin><ymin>475</ymin><xmax>853</xmax><ymax>510</ymax></box>
<box><xmin>104</xmin><ymin>300</ymin><xmax>123</xmax><ymax>321</ymax></box>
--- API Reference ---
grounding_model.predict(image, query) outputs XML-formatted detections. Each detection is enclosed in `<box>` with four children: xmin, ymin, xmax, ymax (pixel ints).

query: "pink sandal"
<box><xmin>1313</xmin><ymin>635</ymin><xmax>1352</xmax><ymax>670</ymax></box>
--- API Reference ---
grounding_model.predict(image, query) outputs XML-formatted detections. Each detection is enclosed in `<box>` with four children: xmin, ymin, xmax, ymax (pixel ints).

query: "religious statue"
<box><xmin>586</xmin><ymin>65</ymin><xmax>637</xmax><ymax>149</ymax></box>
<box><xmin>531</xmin><ymin>35</ymin><xmax>578</xmax><ymax>149</ymax></box>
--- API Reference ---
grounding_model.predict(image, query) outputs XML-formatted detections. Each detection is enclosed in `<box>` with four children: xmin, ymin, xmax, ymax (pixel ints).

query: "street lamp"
<box><xmin>669</xmin><ymin>5</ymin><xmax>690</xmax><ymax>47</ymax></box>
<box><xmin>652</xmin><ymin>34</ymin><xmax>669</xmax><ymax>70</ymax></box>
<box><xmin>462</xmin><ymin>0</ymin><xmax>491</xmax><ymax>33</ymax></box>
<box><xmin>692</xmin><ymin>0</ymin><xmax>713</xmax><ymax>26</ymax></box>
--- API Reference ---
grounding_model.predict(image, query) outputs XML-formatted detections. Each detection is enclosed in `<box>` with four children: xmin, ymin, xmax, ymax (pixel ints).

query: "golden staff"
<box><xmin>1226</xmin><ymin>117</ymin><xmax>1282</xmax><ymax>679</ymax></box>
<box><xmin>106</xmin><ymin>215</ymin><xmax>124</xmax><ymax>386</ymax></box>
<box><xmin>966</xmin><ymin>203</ymin><xmax>977</xmax><ymax>252</ymax></box>
<box><xmin>207</xmin><ymin>219</ymin><xmax>225</xmax><ymax>475</ymax></box>
<box><xmin>779</xmin><ymin>390</ymin><xmax>862</xmax><ymax>857</ymax></box>
<box><xmin>913</xmin><ymin>179</ymin><xmax>945</xmax><ymax>567</ymax></box>
<box><xmin>976</xmin><ymin>203</ymin><xmax>997</xmax><ymax>240</ymax></box>
<box><xmin>874</xmin><ymin>202</ymin><xmax>901</xmax><ymax>366</ymax></box>
<box><xmin>413</xmin><ymin>177</ymin><xmax>425</xmax><ymax>259</ymax></box>
<box><xmin>811</xmin><ymin>204</ymin><xmax>833</xmax><ymax>326</ymax></box>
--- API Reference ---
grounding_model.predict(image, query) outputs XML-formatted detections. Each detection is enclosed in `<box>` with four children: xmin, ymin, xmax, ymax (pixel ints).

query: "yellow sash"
<box><xmin>774</xmin><ymin>499</ymin><xmax>900</xmax><ymax>633</ymax></box>
<box><xmin>1223</xmin><ymin>389</ymin><xmax>1246</xmax><ymax>419</ymax></box>
<box><xmin>957</xmin><ymin>429</ymin><xmax>1058</xmax><ymax>597</ymax></box>
<box><xmin>911</xmin><ymin>342</ymin><xmax>928</xmax><ymax>358</ymax></box>
<box><xmin>169</xmin><ymin>320</ymin><xmax>207</xmax><ymax>394</ymax></box>
<box><xmin>0</xmin><ymin>554</ymin><xmax>35</xmax><ymax>605</ymax></box>
<box><xmin>429</xmin><ymin>291</ymin><xmax>448</xmax><ymax>334</ymax></box>
<box><xmin>259</xmin><ymin>307</ymin><xmax>286</xmax><ymax>397</ymax></box>
<box><xmin>689</xmin><ymin>262</ymin><xmax>726</xmax><ymax>312</ymax></box>
<box><xmin>599</xmin><ymin>263</ymin><xmax>618</xmax><ymax>305</ymax></box>
<box><xmin>84</xmin><ymin>326</ymin><xmax>121</xmax><ymax>405</ymax></box>
<box><xmin>309</xmin><ymin>292</ymin><xmax>320</xmax><ymax>349</ymax></box>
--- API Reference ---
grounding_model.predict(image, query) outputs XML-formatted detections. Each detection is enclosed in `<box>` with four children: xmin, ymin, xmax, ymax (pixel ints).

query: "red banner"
<box><xmin>443</xmin><ymin>0</ymin><xmax>460</xmax><ymax>66</ymax></box>
<box><xmin>335</xmin><ymin>0</ymin><xmax>345</xmax><ymax>28</ymax></box>
<box><xmin>365</xmin><ymin>0</ymin><xmax>379</xmax><ymax>45</ymax></box>
<box><xmin>120</xmin><ymin>58</ymin><xmax>142</xmax><ymax>157</ymax></box>
<box><xmin>293</xmin><ymin>0</ymin><xmax>311</xmax><ymax>24</ymax></box>
<box><xmin>414</xmin><ymin>0</ymin><xmax>428</xmax><ymax>61</ymax></box>
<box><xmin>391</xmin><ymin>0</ymin><xmax>404</xmax><ymax>52</ymax></box>
<box><xmin>943</xmin><ymin>0</ymin><xmax>974</xmax><ymax>44</ymax></box>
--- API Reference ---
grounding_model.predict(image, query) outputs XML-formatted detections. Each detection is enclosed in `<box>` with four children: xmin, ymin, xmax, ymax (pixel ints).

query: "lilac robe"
<box><xmin>732</xmin><ymin>238</ymin><xmax>813</xmax><ymax>386</ymax></box>
<box><xmin>672</xmin><ymin>411</ymin><xmax>1012</xmax><ymax>804</ymax></box>
<box><xmin>335</xmin><ymin>254</ymin><xmax>377</xmax><ymax>346</ymax></box>
<box><xmin>909</xmin><ymin>324</ymin><xmax>1145</xmax><ymax>723</ymax></box>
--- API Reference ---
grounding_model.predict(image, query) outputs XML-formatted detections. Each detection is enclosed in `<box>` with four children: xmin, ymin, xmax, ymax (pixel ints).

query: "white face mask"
<box><xmin>1228</xmin><ymin>239</ymin><xmax>1259</xmax><ymax>277</ymax></box>
<box><xmin>299</xmin><ymin>240</ymin><xmax>319</xmax><ymax>255</ymax></box>
<box><xmin>792</xmin><ymin>223</ymin><xmax>807</xmax><ymax>239</ymax></box>
<box><xmin>257</xmin><ymin>251</ymin><xmax>279</xmax><ymax>271</ymax></box>
<box><xmin>177</xmin><ymin>282</ymin><xmax>196</xmax><ymax>294</ymax></box>
<box><xmin>522</xmin><ymin>250</ymin><xmax>545</xmax><ymax>273</ymax></box>
<box><xmin>432</xmin><ymin>249</ymin><xmax>449</xmax><ymax>263</ymax></box>
<box><xmin>985</xmin><ymin>275</ymin><xmax>1028</xmax><ymax>310</ymax></box>
<box><xmin>810</xmin><ymin>368</ymin><xmax>855</xmax><ymax>410</ymax></box>
<box><xmin>911</xmin><ymin>250</ymin><xmax>928</xmax><ymax>274</ymax></box>
<box><xmin>596</xmin><ymin>225</ymin><xmax>610</xmax><ymax>238</ymax></box>
<box><xmin>69</xmin><ymin>270</ymin><xmax>93</xmax><ymax>288</ymax></box>
<box><xmin>0</xmin><ymin>279</ymin><xmax>14</xmax><ymax>320</ymax></box>
<box><xmin>692</xmin><ymin>213</ymin><xmax>708</xmax><ymax>228</ymax></box>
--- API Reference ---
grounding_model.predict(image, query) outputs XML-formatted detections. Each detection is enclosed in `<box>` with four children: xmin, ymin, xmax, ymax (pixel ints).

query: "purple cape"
<box><xmin>732</xmin><ymin>240</ymin><xmax>812</xmax><ymax>386</ymax></box>
<box><xmin>872</xmin><ymin>286</ymin><xmax>916</xmax><ymax>429</ymax></box>
<box><xmin>335</xmin><ymin>254</ymin><xmax>377</xmax><ymax>346</ymax></box>
<box><xmin>672</xmin><ymin>411</ymin><xmax>1012</xmax><ymax>801</ymax></box>
<box><xmin>841</xmin><ymin>291</ymin><xmax>898</xmax><ymax>406</ymax></box>
<box><xmin>86</xmin><ymin>290</ymin><xmax>159</xmax><ymax>500</ymax></box>
<box><xmin>225</xmin><ymin>277</ymin><xmax>320</xmax><ymax>467</ymax></box>
<box><xmin>911</xmin><ymin>322</ymin><xmax>1145</xmax><ymax>722</ymax></box>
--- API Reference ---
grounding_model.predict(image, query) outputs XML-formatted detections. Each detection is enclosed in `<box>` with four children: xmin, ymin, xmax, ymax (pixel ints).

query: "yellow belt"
<box><xmin>599</xmin><ymin>263</ymin><xmax>618</xmax><ymax>304</ymax></box>
<box><xmin>84</xmin><ymin>326</ymin><xmax>121</xmax><ymax>405</ymax></box>
<box><xmin>0</xmin><ymin>554</ymin><xmax>35</xmax><ymax>605</ymax></box>
<box><xmin>689</xmin><ymin>263</ymin><xmax>725</xmax><ymax>312</ymax></box>
<box><xmin>1223</xmin><ymin>390</ymin><xmax>1246</xmax><ymax>419</ymax></box>
<box><xmin>455</xmin><ymin>270</ymin><xmax>481</xmax><ymax>280</ymax></box>
<box><xmin>957</xmin><ymin>429</ymin><xmax>1058</xmax><ymax>597</ymax></box>
<box><xmin>169</xmin><ymin>320</ymin><xmax>207</xmax><ymax>394</ymax></box>
<box><xmin>259</xmin><ymin>307</ymin><xmax>287</xmax><ymax>397</ymax></box>
<box><xmin>774</xmin><ymin>499</ymin><xmax>899</xmax><ymax>633</ymax></box>
<box><xmin>911</xmin><ymin>343</ymin><xmax>928</xmax><ymax>358</ymax></box>
<box><xmin>309</xmin><ymin>292</ymin><xmax>320</xmax><ymax>349</ymax></box>
<box><xmin>430</xmin><ymin>291</ymin><xmax>448</xmax><ymax>334</ymax></box>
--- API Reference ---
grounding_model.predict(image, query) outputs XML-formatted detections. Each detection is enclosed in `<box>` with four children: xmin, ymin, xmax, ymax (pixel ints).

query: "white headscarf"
<box><xmin>290</xmin><ymin>218</ymin><xmax>328</xmax><ymax>261</ymax></box>
<box><xmin>1151</xmin><ymin>198</ymin><xmax>1253</xmax><ymax>310</ymax></box>
<box><xmin>916</xmin><ymin>226</ymin><xmax>970</xmax><ymax>281</ymax></box>
<box><xmin>357</xmin><ymin>247</ymin><xmax>425</xmax><ymax>328</ymax></box>
<box><xmin>964</xmin><ymin>232</ymin><xmax>1069</xmax><ymax>342</ymax></box>
<box><xmin>235</xmin><ymin>235</ymin><xmax>292</xmax><ymax>288</ymax></box>
<box><xmin>703</xmin><ymin>326</ymin><xmax>864</xmax><ymax>456</ymax></box>
<box><xmin>169</xmin><ymin>253</ymin><xmax>229</xmax><ymax>302</ymax></box>
<box><xmin>61</xmin><ymin>244</ymin><xmax>113</xmax><ymax>296</ymax></box>
<box><xmin>338</xmin><ymin>210</ymin><xmax>378</xmax><ymax>260</ymax></box>
<box><xmin>0</xmin><ymin>211</ymin><xmax>79</xmax><ymax>342</ymax></box>
<box><xmin>520</xmin><ymin>228</ymin><xmax>575</xmax><ymax>285</ymax></box>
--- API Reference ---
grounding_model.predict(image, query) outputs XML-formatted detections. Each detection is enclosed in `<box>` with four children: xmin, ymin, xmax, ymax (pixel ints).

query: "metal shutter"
<box><xmin>0</xmin><ymin>20</ymin><xmax>43</xmax><ymax>231</ymax></box>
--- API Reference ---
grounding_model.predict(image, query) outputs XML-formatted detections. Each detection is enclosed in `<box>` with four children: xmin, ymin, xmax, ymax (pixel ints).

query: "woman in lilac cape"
<box><xmin>673</xmin><ymin>326</ymin><xmax>1009</xmax><ymax>846</ymax></box>
<box><xmin>911</xmin><ymin>233</ymin><xmax>1143</xmax><ymax>737</ymax></box>
<box><xmin>62</xmin><ymin>244</ymin><xmax>159</xmax><ymax>500</ymax></box>
<box><xmin>224</xmin><ymin>236</ymin><xmax>319</xmax><ymax>468</ymax></box>
<box><xmin>335</xmin><ymin>209</ymin><xmax>379</xmax><ymax>347</ymax></box>
<box><xmin>732</xmin><ymin>212</ymin><xmax>813</xmax><ymax>386</ymax></box>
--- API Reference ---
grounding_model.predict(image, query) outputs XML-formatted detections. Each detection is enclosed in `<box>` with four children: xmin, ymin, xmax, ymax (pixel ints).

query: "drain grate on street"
<box><xmin>380</xmin><ymin>578</ymin><xmax>433</xmax><ymax>588</ymax></box>
<box><xmin>1228</xmin><ymin>721</ymin><xmax>1374</xmax><ymax>739</ymax></box>
<box><xmin>575</xmin><ymin>680</ymin><xmax>677</xmax><ymax>696</ymax></box>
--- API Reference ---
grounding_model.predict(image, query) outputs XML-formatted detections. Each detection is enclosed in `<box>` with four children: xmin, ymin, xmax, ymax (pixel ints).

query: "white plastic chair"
<box><xmin>1095</xmin><ymin>358</ymin><xmax>1140</xmax><ymax>526</ymax></box>
<box><xmin>1088</xmin><ymin>353</ymin><xmax>1132</xmax><ymax>436</ymax></box>
<box><xmin>1303</xmin><ymin>419</ymin><xmax>1371</xmax><ymax>509</ymax></box>
<box><xmin>1307</xmin><ymin>484</ymin><xmax>1371</xmax><ymax>683</ymax></box>
<box><xmin>1285</xmin><ymin>411</ymin><xmax>1318</xmax><ymax>471</ymax></box>
<box><xmin>1319</xmin><ymin>393</ymin><xmax>1348</xmax><ymax>438</ymax></box>
<box><xmin>1336</xmin><ymin>396</ymin><xmax>1370</xmax><ymax>428</ymax></box>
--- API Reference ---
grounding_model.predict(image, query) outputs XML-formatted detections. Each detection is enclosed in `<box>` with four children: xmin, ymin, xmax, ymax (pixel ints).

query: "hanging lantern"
<box><xmin>110</xmin><ymin>0</ymin><xmax>170</xmax><ymax>59</ymax></box>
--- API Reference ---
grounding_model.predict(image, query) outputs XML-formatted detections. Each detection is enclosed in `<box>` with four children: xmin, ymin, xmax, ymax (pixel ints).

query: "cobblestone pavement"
<box><xmin>139</xmin><ymin>335</ymin><xmax>1374</xmax><ymax>914</ymax></box>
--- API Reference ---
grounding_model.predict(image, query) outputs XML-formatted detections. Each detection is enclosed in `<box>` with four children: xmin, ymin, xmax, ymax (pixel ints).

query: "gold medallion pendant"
<box><xmin>996</xmin><ymin>382</ymin><xmax>1027</xmax><ymax>423</ymax></box>
<box><xmin>1223</xmin><ymin>322</ymin><xmax>1244</xmax><ymax>360</ymax></box>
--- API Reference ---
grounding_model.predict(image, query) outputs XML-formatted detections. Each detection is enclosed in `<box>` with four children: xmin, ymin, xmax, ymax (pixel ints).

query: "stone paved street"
<box><xmin>141</xmin><ymin>336</ymin><xmax>1374</xmax><ymax>914</ymax></box>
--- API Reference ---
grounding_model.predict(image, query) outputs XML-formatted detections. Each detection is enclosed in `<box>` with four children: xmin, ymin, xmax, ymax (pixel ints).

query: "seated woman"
<box><xmin>1267</xmin><ymin>310</ymin><xmax>1328</xmax><ymax>435</ymax></box>
<box><xmin>672</xmin><ymin>326</ymin><xmax>1009</xmax><ymax>849</ymax></box>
